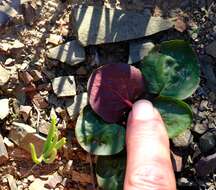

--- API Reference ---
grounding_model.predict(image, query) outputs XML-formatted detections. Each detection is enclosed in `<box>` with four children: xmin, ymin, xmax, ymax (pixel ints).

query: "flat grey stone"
<box><xmin>9</xmin><ymin>122</ymin><xmax>46</xmax><ymax>155</ymax></box>
<box><xmin>47</xmin><ymin>41</ymin><xmax>85</xmax><ymax>66</ymax></box>
<box><xmin>73</xmin><ymin>6</ymin><xmax>173</xmax><ymax>46</ymax></box>
<box><xmin>0</xmin><ymin>99</ymin><xmax>9</xmax><ymax>120</ymax></box>
<box><xmin>0</xmin><ymin>65</ymin><xmax>10</xmax><ymax>86</ymax></box>
<box><xmin>206</xmin><ymin>41</ymin><xmax>216</xmax><ymax>58</ymax></box>
<box><xmin>52</xmin><ymin>76</ymin><xmax>76</xmax><ymax>97</ymax></box>
<box><xmin>65</xmin><ymin>92</ymin><xmax>88</xmax><ymax>120</ymax></box>
<box><xmin>128</xmin><ymin>41</ymin><xmax>155</xmax><ymax>64</ymax></box>
<box><xmin>172</xmin><ymin>130</ymin><xmax>193</xmax><ymax>147</ymax></box>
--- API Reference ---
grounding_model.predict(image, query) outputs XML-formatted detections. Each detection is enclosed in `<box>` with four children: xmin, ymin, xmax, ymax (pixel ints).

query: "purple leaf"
<box><xmin>87</xmin><ymin>63</ymin><xmax>145</xmax><ymax>123</ymax></box>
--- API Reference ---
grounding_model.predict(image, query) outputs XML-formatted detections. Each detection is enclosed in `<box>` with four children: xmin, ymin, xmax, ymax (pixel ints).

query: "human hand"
<box><xmin>124</xmin><ymin>100</ymin><xmax>176</xmax><ymax>190</ymax></box>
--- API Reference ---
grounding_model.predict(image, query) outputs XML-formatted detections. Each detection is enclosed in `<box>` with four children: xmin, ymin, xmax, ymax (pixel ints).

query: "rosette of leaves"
<box><xmin>30</xmin><ymin>116</ymin><xmax>66</xmax><ymax>164</ymax></box>
<box><xmin>75</xmin><ymin>40</ymin><xmax>200</xmax><ymax>190</ymax></box>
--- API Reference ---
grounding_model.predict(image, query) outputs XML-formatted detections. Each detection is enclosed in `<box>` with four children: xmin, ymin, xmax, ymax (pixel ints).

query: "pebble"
<box><xmin>172</xmin><ymin>130</ymin><xmax>193</xmax><ymax>147</ymax></box>
<box><xmin>44</xmin><ymin>172</ymin><xmax>62</xmax><ymax>189</ymax></box>
<box><xmin>0</xmin><ymin>99</ymin><xmax>9</xmax><ymax>120</ymax></box>
<box><xmin>192</xmin><ymin>123</ymin><xmax>208</xmax><ymax>134</ymax></box>
<box><xmin>47</xmin><ymin>40</ymin><xmax>85</xmax><ymax>66</ymax></box>
<box><xmin>65</xmin><ymin>92</ymin><xmax>88</xmax><ymax>120</ymax></box>
<box><xmin>0</xmin><ymin>134</ymin><xmax>9</xmax><ymax>165</ymax></box>
<box><xmin>9</xmin><ymin>122</ymin><xmax>46</xmax><ymax>155</ymax></box>
<box><xmin>0</xmin><ymin>65</ymin><xmax>10</xmax><ymax>86</ymax></box>
<box><xmin>206</xmin><ymin>41</ymin><xmax>216</xmax><ymax>58</ymax></box>
<box><xmin>199</xmin><ymin>132</ymin><xmax>216</xmax><ymax>155</ymax></box>
<box><xmin>52</xmin><ymin>76</ymin><xmax>76</xmax><ymax>97</ymax></box>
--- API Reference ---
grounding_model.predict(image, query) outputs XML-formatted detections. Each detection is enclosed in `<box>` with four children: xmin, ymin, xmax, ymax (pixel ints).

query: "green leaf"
<box><xmin>140</xmin><ymin>40</ymin><xmax>200</xmax><ymax>99</ymax></box>
<box><xmin>43</xmin><ymin>117</ymin><xmax>57</xmax><ymax>153</ymax></box>
<box><xmin>153</xmin><ymin>97</ymin><xmax>193</xmax><ymax>138</ymax></box>
<box><xmin>75</xmin><ymin>106</ymin><xmax>126</xmax><ymax>156</ymax></box>
<box><xmin>29</xmin><ymin>143</ymin><xmax>43</xmax><ymax>164</ymax></box>
<box><xmin>96</xmin><ymin>154</ymin><xmax>126</xmax><ymax>190</ymax></box>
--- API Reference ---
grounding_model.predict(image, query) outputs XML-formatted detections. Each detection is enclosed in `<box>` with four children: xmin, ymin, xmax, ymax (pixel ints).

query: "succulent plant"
<box><xmin>30</xmin><ymin>116</ymin><xmax>66</xmax><ymax>164</ymax></box>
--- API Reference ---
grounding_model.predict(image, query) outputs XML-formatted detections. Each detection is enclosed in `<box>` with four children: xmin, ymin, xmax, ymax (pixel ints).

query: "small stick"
<box><xmin>32</xmin><ymin>102</ymin><xmax>40</xmax><ymax>134</ymax></box>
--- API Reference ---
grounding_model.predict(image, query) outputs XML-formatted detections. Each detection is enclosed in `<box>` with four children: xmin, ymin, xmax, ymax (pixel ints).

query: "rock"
<box><xmin>196</xmin><ymin>152</ymin><xmax>216</xmax><ymax>176</ymax></box>
<box><xmin>38</xmin><ymin>83</ymin><xmax>52</xmax><ymax>91</ymax></box>
<box><xmin>19</xmin><ymin>105</ymin><xmax>32</xmax><ymax>121</ymax></box>
<box><xmin>3</xmin><ymin>137</ymin><xmax>14</xmax><ymax>149</ymax></box>
<box><xmin>65</xmin><ymin>92</ymin><xmax>88</xmax><ymax>120</ymax></box>
<box><xmin>172</xmin><ymin>130</ymin><xmax>193</xmax><ymax>147</ymax></box>
<box><xmin>39</xmin><ymin>119</ymin><xmax>50</xmax><ymax>135</ymax></box>
<box><xmin>44</xmin><ymin>172</ymin><xmax>63</xmax><ymax>189</ymax></box>
<box><xmin>200</xmin><ymin>56</ymin><xmax>216</xmax><ymax>92</ymax></box>
<box><xmin>192</xmin><ymin>123</ymin><xmax>208</xmax><ymax>134</ymax></box>
<box><xmin>199</xmin><ymin>100</ymin><xmax>209</xmax><ymax>111</ymax></box>
<box><xmin>46</xmin><ymin>34</ymin><xmax>64</xmax><ymax>45</ymax></box>
<box><xmin>10</xmin><ymin>148</ymin><xmax>31</xmax><ymax>160</ymax></box>
<box><xmin>177</xmin><ymin>177</ymin><xmax>197</xmax><ymax>187</ymax></box>
<box><xmin>171</xmin><ymin>151</ymin><xmax>182</xmax><ymax>172</ymax></box>
<box><xmin>18</xmin><ymin>71</ymin><xmax>34</xmax><ymax>85</ymax></box>
<box><xmin>47</xmin><ymin>41</ymin><xmax>85</xmax><ymax>66</ymax></box>
<box><xmin>30</xmin><ymin>93</ymin><xmax>49</xmax><ymax>109</ymax></box>
<box><xmin>9</xmin><ymin>122</ymin><xmax>46</xmax><ymax>155</ymax></box>
<box><xmin>0</xmin><ymin>65</ymin><xmax>10</xmax><ymax>86</ymax></box>
<box><xmin>0</xmin><ymin>99</ymin><xmax>9</xmax><ymax>120</ymax></box>
<box><xmin>0</xmin><ymin>134</ymin><xmax>9</xmax><ymax>165</ymax></box>
<box><xmin>199</xmin><ymin>132</ymin><xmax>216</xmax><ymax>154</ymax></box>
<box><xmin>27</xmin><ymin>175</ymin><xmax>35</xmax><ymax>182</ymax></box>
<box><xmin>206</xmin><ymin>41</ymin><xmax>216</xmax><ymax>58</ymax></box>
<box><xmin>5</xmin><ymin>174</ymin><xmax>17</xmax><ymax>190</ymax></box>
<box><xmin>73</xmin><ymin>6</ymin><xmax>173</xmax><ymax>46</ymax></box>
<box><xmin>128</xmin><ymin>41</ymin><xmax>155</xmax><ymax>64</ymax></box>
<box><xmin>0</xmin><ymin>39</ymin><xmax>24</xmax><ymax>54</ymax></box>
<box><xmin>29</xmin><ymin>70</ymin><xmax>43</xmax><ymax>81</ymax></box>
<box><xmin>29</xmin><ymin>178</ymin><xmax>48</xmax><ymax>190</ymax></box>
<box><xmin>52</xmin><ymin>76</ymin><xmax>76</xmax><ymax>97</ymax></box>
<box><xmin>4</xmin><ymin>58</ymin><xmax>15</xmax><ymax>66</ymax></box>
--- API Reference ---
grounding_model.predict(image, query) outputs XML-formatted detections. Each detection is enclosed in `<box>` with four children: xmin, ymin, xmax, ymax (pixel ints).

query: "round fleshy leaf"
<box><xmin>88</xmin><ymin>63</ymin><xmax>145</xmax><ymax>123</ymax></box>
<box><xmin>154</xmin><ymin>97</ymin><xmax>193</xmax><ymax>138</ymax></box>
<box><xmin>140</xmin><ymin>40</ymin><xmax>200</xmax><ymax>99</ymax></box>
<box><xmin>75</xmin><ymin>106</ymin><xmax>125</xmax><ymax>155</ymax></box>
<box><xmin>96</xmin><ymin>154</ymin><xmax>126</xmax><ymax>190</ymax></box>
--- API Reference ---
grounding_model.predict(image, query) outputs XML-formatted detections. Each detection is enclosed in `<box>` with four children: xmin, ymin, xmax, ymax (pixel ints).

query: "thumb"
<box><xmin>124</xmin><ymin>100</ymin><xmax>176</xmax><ymax>190</ymax></box>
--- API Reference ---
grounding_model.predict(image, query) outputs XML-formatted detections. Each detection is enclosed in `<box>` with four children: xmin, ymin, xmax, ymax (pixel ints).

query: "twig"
<box><xmin>88</xmin><ymin>153</ymin><xmax>96</xmax><ymax>189</ymax></box>
<box><xmin>32</xmin><ymin>102</ymin><xmax>40</xmax><ymax>134</ymax></box>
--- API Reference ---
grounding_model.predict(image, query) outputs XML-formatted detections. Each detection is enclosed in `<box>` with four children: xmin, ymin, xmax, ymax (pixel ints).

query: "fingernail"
<box><xmin>132</xmin><ymin>100</ymin><xmax>155</xmax><ymax>121</ymax></box>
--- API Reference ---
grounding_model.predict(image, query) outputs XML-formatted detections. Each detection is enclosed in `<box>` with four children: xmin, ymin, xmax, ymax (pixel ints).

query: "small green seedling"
<box><xmin>30</xmin><ymin>116</ymin><xmax>66</xmax><ymax>164</ymax></box>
